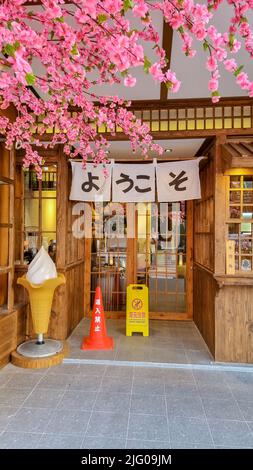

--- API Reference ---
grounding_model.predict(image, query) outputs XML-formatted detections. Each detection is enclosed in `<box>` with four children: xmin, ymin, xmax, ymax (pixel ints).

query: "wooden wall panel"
<box><xmin>193</xmin><ymin>144</ymin><xmax>216</xmax><ymax>356</ymax></box>
<box><xmin>0</xmin><ymin>312</ymin><xmax>17</xmax><ymax>366</ymax></box>
<box><xmin>194</xmin><ymin>153</ymin><xmax>215</xmax><ymax>270</ymax></box>
<box><xmin>193</xmin><ymin>265</ymin><xmax>216</xmax><ymax>357</ymax></box>
<box><xmin>66</xmin><ymin>263</ymin><xmax>84</xmax><ymax>335</ymax></box>
<box><xmin>0</xmin><ymin>305</ymin><xmax>28</xmax><ymax>369</ymax></box>
<box><xmin>215</xmin><ymin>285</ymin><xmax>253</xmax><ymax>363</ymax></box>
<box><xmin>0</xmin><ymin>144</ymin><xmax>10</xmax><ymax>306</ymax></box>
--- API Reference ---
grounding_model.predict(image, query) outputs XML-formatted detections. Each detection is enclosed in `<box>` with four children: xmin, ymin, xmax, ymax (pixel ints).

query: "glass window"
<box><xmin>227</xmin><ymin>174</ymin><xmax>253</xmax><ymax>273</ymax></box>
<box><xmin>22</xmin><ymin>166</ymin><xmax>57</xmax><ymax>264</ymax></box>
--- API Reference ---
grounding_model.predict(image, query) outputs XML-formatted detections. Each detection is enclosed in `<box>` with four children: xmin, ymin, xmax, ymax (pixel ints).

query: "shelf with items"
<box><xmin>226</xmin><ymin>172</ymin><xmax>253</xmax><ymax>274</ymax></box>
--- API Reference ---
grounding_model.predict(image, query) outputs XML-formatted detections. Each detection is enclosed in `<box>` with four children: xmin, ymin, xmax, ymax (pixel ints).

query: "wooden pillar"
<box><xmin>214</xmin><ymin>134</ymin><xmax>227</xmax><ymax>275</ymax></box>
<box><xmin>49</xmin><ymin>145</ymin><xmax>69</xmax><ymax>340</ymax></box>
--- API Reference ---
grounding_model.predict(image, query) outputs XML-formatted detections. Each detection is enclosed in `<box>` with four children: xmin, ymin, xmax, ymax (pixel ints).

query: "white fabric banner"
<box><xmin>69</xmin><ymin>162</ymin><xmax>111</xmax><ymax>202</ymax></box>
<box><xmin>156</xmin><ymin>158</ymin><xmax>203</xmax><ymax>202</ymax></box>
<box><xmin>112</xmin><ymin>163</ymin><xmax>155</xmax><ymax>202</ymax></box>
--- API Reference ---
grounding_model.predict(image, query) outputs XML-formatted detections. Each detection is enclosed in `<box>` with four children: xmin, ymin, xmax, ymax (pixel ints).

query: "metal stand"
<box><xmin>17</xmin><ymin>337</ymin><xmax>63</xmax><ymax>358</ymax></box>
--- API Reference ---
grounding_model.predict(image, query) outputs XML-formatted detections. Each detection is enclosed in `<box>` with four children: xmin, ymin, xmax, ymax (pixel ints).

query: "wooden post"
<box><xmin>214</xmin><ymin>134</ymin><xmax>227</xmax><ymax>275</ymax></box>
<box><xmin>7</xmin><ymin>147</ymin><xmax>15</xmax><ymax>310</ymax></box>
<box><xmin>186</xmin><ymin>200</ymin><xmax>193</xmax><ymax>319</ymax></box>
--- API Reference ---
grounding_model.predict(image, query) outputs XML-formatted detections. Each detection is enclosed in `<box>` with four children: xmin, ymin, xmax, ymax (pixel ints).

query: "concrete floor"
<box><xmin>0</xmin><ymin>361</ymin><xmax>253</xmax><ymax>448</ymax></box>
<box><xmin>67</xmin><ymin>319</ymin><xmax>213</xmax><ymax>365</ymax></box>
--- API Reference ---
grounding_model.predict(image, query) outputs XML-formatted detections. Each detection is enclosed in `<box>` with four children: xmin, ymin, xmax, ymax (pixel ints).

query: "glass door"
<box><xmin>136</xmin><ymin>202</ymin><xmax>192</xmax><ymax>318</ymax></box>
<box><xmin>90</xmin><ymin>202</ymin><xmax>127</xmax><ymax>312</ymax></box>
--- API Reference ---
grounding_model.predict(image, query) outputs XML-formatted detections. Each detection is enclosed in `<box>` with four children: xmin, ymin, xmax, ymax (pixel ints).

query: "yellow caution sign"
<box><xmin>126</xmin><ymin>284</ymin><xmax>149</xmax><ymax>337</ymax></box>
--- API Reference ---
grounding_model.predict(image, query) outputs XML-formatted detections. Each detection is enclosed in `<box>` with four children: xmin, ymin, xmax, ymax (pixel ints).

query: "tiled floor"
<box><xmin>1</xmin><ymin>320</ymin><xmax>253</xmax><ymax>449</ymax></box>
<box><xmin>0</xmin><ymin>362</ymin><xmax>253</xmax><ymax>448</ymax></box>
<box><xmin>67</xmin><ymin>319</ymin><xmax>213</xmax><ymax>365</ymax></box>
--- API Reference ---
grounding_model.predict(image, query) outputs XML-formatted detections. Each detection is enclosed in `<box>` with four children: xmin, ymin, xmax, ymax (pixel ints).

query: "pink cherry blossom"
<box><xmin>0</xmin><ymin>0</ymin><xmax>252</xmax><ymax>176</ymax></box>
<box><xmin>133</xmin><ymin>1</ymin><xmax>149</xmax><ymax>18</ymax></box>
<box><xmin>124</xmin><ymin>75</ymin><xmax>137</xmax><ymax>87</ymax></box>
<box><xmin>206</xmin><ymin>55</ymin><xmax>217</xmax><ymax>72</ymax></box>
<box><xmin>208</xmin><ymin>78</ymin><xmax>219</xmax><ymax>92</ymax></box>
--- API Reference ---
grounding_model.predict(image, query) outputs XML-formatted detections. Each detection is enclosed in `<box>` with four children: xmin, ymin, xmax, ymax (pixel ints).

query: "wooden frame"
<box><xmin>32</xmin><ymin>97</ymin><xmax>253</xmax><ymax>141</ymax></box>
<box><xmin>225</xmin><ymin>171</ymin><xmax>253</xmax><ymax>275</ymax></box>
<box><xmin>83</xmin><ymin>198</ymin><xmax>193</xmax><ymax>321</ymax></box>
<box><xmin>16</xmin><ymin>166</ymin><xmax>57</xmax><ymax>265</ymax></box>
<box><xmin>0</xmin><ymin>145</ymin><xmax>15</xmax><ymax>311</ymax></box>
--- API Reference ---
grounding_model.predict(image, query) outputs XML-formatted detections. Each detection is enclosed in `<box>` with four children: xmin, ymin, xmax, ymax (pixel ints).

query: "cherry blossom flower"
<box><xmin>0</xmin><ymin>0</ymin><xmax>252</xmax><ymax>176</ymax></box>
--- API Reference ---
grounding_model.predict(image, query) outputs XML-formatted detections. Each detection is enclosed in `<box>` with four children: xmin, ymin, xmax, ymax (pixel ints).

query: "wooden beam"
<box><xmin>30</xmin><ymin>127</ymin><xmax>253</xmax><ymax>142</ymax></box>
<box><xmin>160</xmin><ymin>22</ymin><xmax>173</xmax><ymax>101</ymax></box>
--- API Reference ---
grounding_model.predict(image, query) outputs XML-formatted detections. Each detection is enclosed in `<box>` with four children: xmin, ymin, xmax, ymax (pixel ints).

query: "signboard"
<box><xmin>70</xmin><ymin>160</ymin><xmax>202</xmax><ymax>203</ymax></box>
<box><xmin>112</xmin><ymin>163</ymin><xmax>155</xmax><ymax>202</ymax></box>
<box><xmin>226</xmin><ymin>240</ymin><xmax>235</xmax><ymax>275</ymax></box>
<box><xmin>126</xmin><ymin>284</ymin><xmax>149</xmax><ymax>337</ymax></box>
<box><xmin>156</xmin><ymin>158</ymin><xmax>203</xmax><ymax>202</ymax></box>
<box><xmin>69</xmin><ymin>162</ymin><xmax>112</xmax><ymax>202</ymax></box>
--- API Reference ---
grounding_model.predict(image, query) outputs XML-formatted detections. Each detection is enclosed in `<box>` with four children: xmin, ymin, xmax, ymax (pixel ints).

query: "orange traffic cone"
<box><xmin>81</xmin><ymin>286</ymin><xmax>114</xmax><ymax>350</ymax></box>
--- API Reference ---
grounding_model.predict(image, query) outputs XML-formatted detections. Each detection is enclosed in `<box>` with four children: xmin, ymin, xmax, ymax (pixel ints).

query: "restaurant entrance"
<box><xmin>85</xmin><ymin>200</ymin><xmax>193</xmax><ymax>320</ymax></box>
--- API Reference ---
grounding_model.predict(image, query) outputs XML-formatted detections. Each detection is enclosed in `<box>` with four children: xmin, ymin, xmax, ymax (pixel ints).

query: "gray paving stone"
<box><xmin>101</xmin><ymin>376</ymin><xmax>132</xmax><ymax>394</ymax></box>
<box><xmin>0</xmin><ymin>431</ymin><xmax>42</xmax><ymax>449</ymax></box>
<box><xmin>126</xmin><ymin>439</ymin><xmax>170</xmax><ymax>449</ymax></box>
<box><xmin>133</xmin><ymin>377</ymin><xmax>164</xmax><ymax>396</ymax></box>
<box><xmin>78</xmin><ymin>364</ymin><xmax>106</xmax><ymax>376</ymax></box>
<box><xmin>0</xmin><ymin>374</ymin><xmax>12</xmax><ymax>388</ymax></box>
<box><xmin>37</xmin><ymin>374</ymin><xmax>74</xmax><ymax>390</ymax></box>
<box><xmin>168</xmin><ymin>416</ymin><xmax>213</xmax><ymax>446</ymax></box>
<box><xmin>0</xmin><ymin>389</ymin><xmax>30</xmax><ymax>407</ymax></box>
<box><xmin>6</xmin><ymin>408</ymin><xmax>52</xmax><ymax>433</ymax></box>
<box><xmin>193</xmin><ymin>370</ymin><xmax>227</xmax><ymax>385</ymax></box>
<box><xmin>197</xmin><ymin>383</ymin><xmax>233</xmax><ymax>401</ymax></box>
<box><xmin>131</xmin><ymin>394</ymin><xmax>166</xmax><ymax>415</ymax></box>
<box><xmin>165</xmin><ymin>382</ymin><xmax>198</xmax><ymax>399</ymax></box>
<box><xmin>3</xmin><ymin>373</ymin><xmax>44</xmax><ymax>390</ymax></box>
<box><xmin>128</xmin><ymin>414</ymin><xmax>169</xmax><ymax>441</ymax></box>
<box><xmin>166</xmin><ymin>396</ymin><xmax>205</xmax><ymax>418</ymax></box>
<box><xmin>133</xmin><ymin>367</ymin><xmax>165</xmax><ymax>379</ymax></box>
<box><xmin>229</xmin><ymin>384</ymin><xmax>253</xmax><ymax>402</ymax></box>
<box><xmin>86</xmin><ymin>411</ymin><xmax>129</xmax><ymax>439</ymax></box>
<box><xmin>94</xmin><ymin>392</ymin><xmax>131</xmax><ymax>413</ymax></box>
<box><xmin>208</xmin><ymin>419</ymin><xmax>253</xmax><ymax>447</ymax></box>
<box><xmin>106</xmin><ymin>365</ymin><xmax>134</xmax><ymax>378</ymax></box>
<box><xmin>57</xmin><ymin>390</ymin><xmax>96</xmax><ymax>411</ymax></box>
<box><xmin>186</xmin><ymin>350</ymin><xmax>212</xmax><ymax>365</ymax></box>
<box><xmin>162</xmin><ymin>369</ymin><xmax>195</xmax><ymax>383</ymax></box>
<box><xmin>0</xmin><ymin>406</ymin><xmax>19</xmax><ymax>430</ymax></box>
<box><xmin>47</xmin><ymin>364</ymin><xmax>80</xmax><ymax>375</ymax></box>
<box><xmin>69</xmin><ymin>375</ymin><xmax>102</xmax><ymax>392</ymax></box>
<box><xmin>23</xmin><ymin>388</ymin><xmax>64</xmax><ymax>408</ymax></box>
<box><xmin>38</xmin><ymin>433</ymin><xmax>83</xmax><ymax>449</ymax></box>
<box><xmin>225</xmin><ymin>372</ymin><xmax>253</xmax><ymax>386</ymax></box>
<box><xmin>82</xmin><ymin>436</ymin><xmax>125</xmax><ymax>449</ymax></box>
<box><xmin>171</xmin><ymin>443</ymin><xmax>214</xmax><ymax>449</ymax></box>
<box><xmin>202</xmin><ymin>398</ymin><xmax>243</xmax><ymax>420</ymax></box>
<box><xmin>47</xmin><ymin>409</ymin><xmax>91</xmax><ymax>435</ymax></box>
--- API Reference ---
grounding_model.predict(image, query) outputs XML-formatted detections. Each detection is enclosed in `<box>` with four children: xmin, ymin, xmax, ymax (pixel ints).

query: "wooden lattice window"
<box><xmin>15</xmin><ymin>166</ymin><xmax>57</xmax><ymax>266</ymax></box>
<box><xmin>0</xmin><ymin>145</ymin><xmax>14</xmax><ymax>312</ymax></box>
<box><xmin>226</xmin><ymin>171</ymin><xmax>253</xmax><ymax>273</ymax></box>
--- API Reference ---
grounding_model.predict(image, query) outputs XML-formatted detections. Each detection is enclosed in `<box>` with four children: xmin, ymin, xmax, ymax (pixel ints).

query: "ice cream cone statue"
<box><xmin>17</xmin><ymin>247</ymin><xmax>66</xmax><ymax>358</ymax></box>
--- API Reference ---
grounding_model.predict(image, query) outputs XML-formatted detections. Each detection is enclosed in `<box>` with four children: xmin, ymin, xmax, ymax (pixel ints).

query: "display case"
<box><xmin>226</xmin><ymin>172</ymin><xmax>253</xmax><ymax>273</ymax></box>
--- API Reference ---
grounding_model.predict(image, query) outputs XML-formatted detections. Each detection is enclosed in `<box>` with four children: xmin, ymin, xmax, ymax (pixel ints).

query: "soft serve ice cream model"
<box><xmin>26</xmin><ymin>246</ymin><xmax>57</xmax><ymax>285</ymax></box>
<box><xmin>17</xmin><ymin>247</ymin><xmax>66</xmax><ymax>358</ymax></box>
